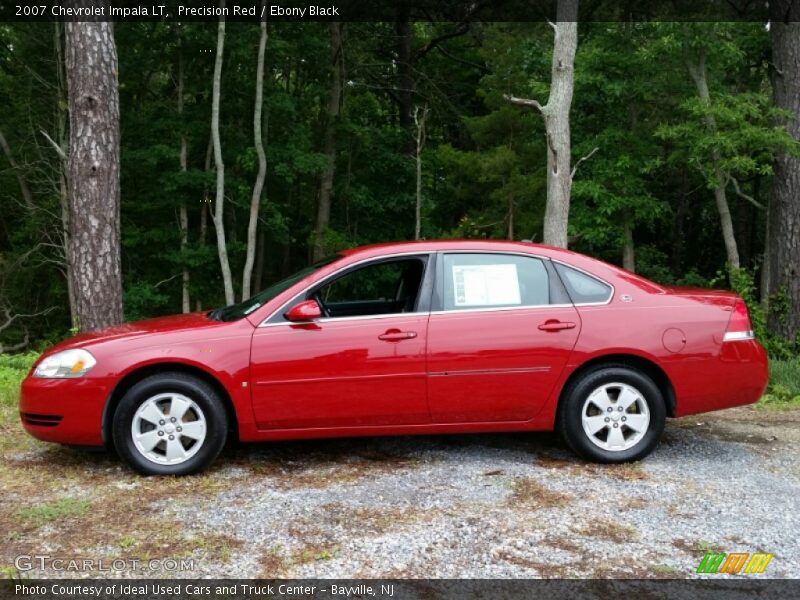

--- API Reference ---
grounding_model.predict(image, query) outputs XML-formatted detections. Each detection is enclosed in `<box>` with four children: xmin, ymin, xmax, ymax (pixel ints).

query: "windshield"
<box><xmin>209</xmin><ymin>255</ymin><xmax>341</xmax><ymax>322</ymax></box>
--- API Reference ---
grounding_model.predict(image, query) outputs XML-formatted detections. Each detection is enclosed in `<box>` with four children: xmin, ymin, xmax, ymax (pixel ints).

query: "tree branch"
<box><xmin>153</xmin><ymin>274</ymin><xmax>180</xmax><ymax>289</ymax></box>
<box><xmin>504</xmin><ymin>94</ymin><xmax>544</xmax><ymax>113</ymax></box>
<box><xmin>39</xmin><ymin>129</ymin><xmax>67</xmax><ymax>161</ymax></box>
<box><xmin>728</xmin><ymin>175</ymin><xmax>765</xmax><ymax>210</ymax></box>
<box><xmin>434</xmin><ymin>44</ymin><xmax>487</xmax><ymax>72</ymax></box>
<box><xmin>0</xmin><ymin>331</ymin><xmax>30</xmax><ymax>353</ymax></box>
<box><xmin>414</xmin><ymin>24</ymin><xmax>470</xmax><ymax>61</ymax></box>
<box><xmin>571</xmin><ymin>147</ymin><xmax>599</xmax><ymax>179</ymax></box>
<box><xmin>0</xmin><ymin>306</ymin><xmax>56</xmax><ymax>334</ymax></box>
<box><xmin>412</xmin><ymin>2</ymin><xmax>484</xmax><ymax>61</ymax></box>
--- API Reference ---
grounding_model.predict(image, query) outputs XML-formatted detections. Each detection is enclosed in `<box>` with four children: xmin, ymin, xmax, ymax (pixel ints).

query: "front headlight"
<box><xmin>33</xmin><ymin>349</ymin><xmax>97</xmax><ymax>378</ymax></box>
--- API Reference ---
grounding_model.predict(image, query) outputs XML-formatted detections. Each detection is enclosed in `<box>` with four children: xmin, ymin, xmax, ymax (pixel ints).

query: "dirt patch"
<box><xmin>229</xmin><ymin>441</ymin><xmax>422</xmax><ymax>489</ymax></box>
<box><xmin>620</xmin><ymin>497</ymin><xmax>647</xmax><ymax>510</ymax></box>
<box><xmin>481</xmin><ymin>469</ymin><xmax>505</xmax><ymax>477</ymax></box>
<box><xmin>591</xmin><ymin>563</ymin><xmax>676</xmax><ymax>579</ymax></box>
<box><xmin>496</xmin><ymin>550</ymin><xmax>580</xmax><ymax>578</ymax></box>
<box><xmin>540</xmin><ymin>535</ymin><xmax>583</xmax><ymax>554</ymax></box>
<box><xmin>536</xmin><ymin>455</ymin><xmax>648</xmax><ymax>481</ymax></box>
<box><xmin>258</xmin><ymin>546</ymin><xmax>288</xmax><ymax>578</ymax></box>
<box><xmin>672</xmin><ymin>538</ymin><xmax>724</xmax><ymax>556</ymax></box>
<box><xmin>573</xmin><ymin>520</ymin><xmax>638</xmax><ymax>544</ymax></box>
<box><xmin>319</xmin><ymin>503</ymin><xmax>432</xmax><ymax>536</ymax></box>
<box><xmin>507</xmin><ymin>478</ymin><xmax>573</xmax><ymax>510</ymax></box>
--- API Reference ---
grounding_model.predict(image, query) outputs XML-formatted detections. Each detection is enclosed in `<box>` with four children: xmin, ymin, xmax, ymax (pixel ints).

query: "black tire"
<box><xmin>557</xmin><ymin>365</ymin><xmax>665</xmax><ymax>463</ymax></box>
<box><xmin>112</xmin><ymin>372</ymin><xmax>227</xmax><ymax>476</ymax></box>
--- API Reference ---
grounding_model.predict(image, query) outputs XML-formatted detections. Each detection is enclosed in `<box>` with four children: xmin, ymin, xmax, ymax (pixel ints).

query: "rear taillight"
<box><xmin>723</xmin><ymin>299</ymin><xmax>754</xmax><ymax>342</ymax></box>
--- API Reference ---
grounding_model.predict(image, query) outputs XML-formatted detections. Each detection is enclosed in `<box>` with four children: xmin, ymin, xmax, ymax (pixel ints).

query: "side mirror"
<box><xmin>284</xmin><ymin>299</ymin><xmax>322</xmax><ymax>322</ymax></box>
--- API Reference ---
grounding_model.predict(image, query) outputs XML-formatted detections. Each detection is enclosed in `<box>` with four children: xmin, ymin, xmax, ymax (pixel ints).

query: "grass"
<box><xmin>15</xmin><ymin>498</ymin><xmax>91</xmax><ymax>524</ymax></box>
<box><xmin>650</xmin><ymin>564</ymin><xmax>682</xmax><ymax>577</ymax></box>
<box><xmin>0</xmin><ymin>352</ymin><xmax>38</xmax><ymax>407</ymax></box>
<box><xmin>759</xmin><ymin>359</ymin><xmax>800</xmax><ymax>409</ymax></box>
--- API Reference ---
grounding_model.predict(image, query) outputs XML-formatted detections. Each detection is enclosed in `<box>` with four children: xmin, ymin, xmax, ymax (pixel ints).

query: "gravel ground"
<box><xmin>192</xmin><ymin>407</ymin><xmax>800</xmax><ymax>578</ymax></box>
<box><xmin>3</xmin><ymin>407</ymin><xmax>799</xmax><ymax>579</ymax></box>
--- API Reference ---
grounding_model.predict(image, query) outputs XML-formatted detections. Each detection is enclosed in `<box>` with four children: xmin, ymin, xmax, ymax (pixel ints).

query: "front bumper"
<box><xmin>19</xmin><ymin>376</ymin><xmax>113</xmax><ymax>446</ymax></box>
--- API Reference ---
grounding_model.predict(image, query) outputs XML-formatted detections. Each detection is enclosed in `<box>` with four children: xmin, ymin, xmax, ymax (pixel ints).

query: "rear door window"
<box><xmin>442</xmin><ymin>253</ymin><xmax>550</xmax><ymax>310</ymax></box>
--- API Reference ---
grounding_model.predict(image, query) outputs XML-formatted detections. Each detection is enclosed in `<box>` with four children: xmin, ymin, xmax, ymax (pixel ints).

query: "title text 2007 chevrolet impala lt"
<box><xmin>20</xmin><ymin>241</ymin><xmax>768</xmax><ymax>475</ymax></box>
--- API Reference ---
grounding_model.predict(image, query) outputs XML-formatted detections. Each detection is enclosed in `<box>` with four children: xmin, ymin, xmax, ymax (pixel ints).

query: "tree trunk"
<box><xmin>242</xmin><ymin>11</ymin><xmax>268</xmax><ymax>300</ymax></box>
<box><xmin>541</xmin><ymin>0</ymin><xmax>578</xmax><ymax>250</ymax></box>
<box><xmin>506</xmin><ymin>0</ymin><xmax>578</xmax><ymax>249</ymax></box>
<box><xmin>622</xmin><ymin>214</ymin><xmax>635</xmax><ymax>272</ymax></box>
<box><xmin>413</xmin><ymin>105</ymin><xmax>428</xmax><ymax>240</ymax></box>
<box><xmin>767</xmin><ymin>1</ymin><xmax>800</xmax><ymax>339</ymax></box>
<box><xmin>686</xmin><ymin>49</ymin><xmax>740</xmax><ymax>269</ymax></box>
<box><xmin>760</xmin><ymin>205</ymin><xmax>770</xmax><ymax>307</ymax></box>
<box><xmin>395</xmin><ymin>7</ymin><xmax>415</xmax><ymax>152</ymax></box>
<box><xmin>200</xmin><ymin>132</ymin><xmax>212</xmax><ymax>246</ymax></box>
<box><xmin>671</xmin><ymin>182</ymin><xmax>688</xmax><ymax>277</ymax></box>
<box><xmin>312</xmin><ymin>22</ymin><xmax>343</xmax><ymax>262</ymax></box>
<box><xmin>55</xmin><ymin>22</ymin><xmax>78</xmax><ymax>329</ymax></box>
<box><xmin>210</xmin><ymin>5</ymin><xmax>235</xmax><ymax>305</ymax></box>
<box><xmin>507</xmin><ymin>193</ymin><xmax>515</xmax><ymax>241</ymax></box>
<box><xmin>177</xmin><ymin>36</ymin><xmax>191</xmax><ymax>313</ymax></box>
<box><xmin>195</xmin><ymin>134</ymin><xmax>213</xmax><ymax>312</ymax></box>
<box><xmin>254</xmin><ymin>227</ymin><xmax>266</xmax><ymax>293</ymax></box>
<box><xmin>64</xmin><ymin>19</ymin><xmax>124</xmax><ymax>331</ymax></box>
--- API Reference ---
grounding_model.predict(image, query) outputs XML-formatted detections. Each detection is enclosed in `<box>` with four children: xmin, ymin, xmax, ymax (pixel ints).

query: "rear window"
<box><xmin>555</xmin><ymin>263</ymin><xmax>613</xmax><ymax>304</ymax></box>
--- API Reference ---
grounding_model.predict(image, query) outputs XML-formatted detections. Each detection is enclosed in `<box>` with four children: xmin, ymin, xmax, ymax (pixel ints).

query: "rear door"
<box><xmin>426</xmin><ymin>252</ymin><xmax>581</xmax><ymax>423</ymax></box>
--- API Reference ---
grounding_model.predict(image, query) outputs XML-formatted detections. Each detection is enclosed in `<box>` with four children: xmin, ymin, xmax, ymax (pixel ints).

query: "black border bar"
<box><xmin>3</xmin><ymin>579</ymin><xmax>800</xmax><ymax>600</ymax></box>
<box><xmin>1</xmin><ymin>0</ymin><xmax>794</xmax><ymax>23</ymax></box>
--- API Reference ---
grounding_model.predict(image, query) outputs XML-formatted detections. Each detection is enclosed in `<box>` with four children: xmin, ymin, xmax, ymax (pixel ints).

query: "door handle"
<box><xmin>378</xmin><ymin>329</ymin><xmax>417</xmax><ymax>342</ymax></box>
<box><xmin>538</xmin><ymin>320</ymin><xmax>576</xmax><ymax>332</ymax></box>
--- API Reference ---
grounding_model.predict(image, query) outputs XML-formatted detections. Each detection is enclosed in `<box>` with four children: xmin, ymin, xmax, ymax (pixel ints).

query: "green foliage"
<box><xmin>0</xmin><ymin>20</ymin><xmax>797</xmax><ymax>363</ymax></box>
<box><xmin>726</xmin><ymin>268</ymin><xmax>796</xmax><ymax>359</ymax></box>
<box><xmin>759</xmin><ymin>360</ymin><xmax>800</xmax><ymax>409</ymax></box>
<box><xmin>0</xmin><ymin>352</ymin><xmax>37</xmax><ymax>407</ymax></box>
<box><xmin>656</xmin><ymin>92</ymin><xmax>792</xmax><ymax>188</ymax></box>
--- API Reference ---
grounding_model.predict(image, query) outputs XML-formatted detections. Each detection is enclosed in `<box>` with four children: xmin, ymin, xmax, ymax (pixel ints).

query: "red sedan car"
<box><xmin>20</xmin><ymin>241</ymin><xmax>768</xmax><ymax>475</ymax></box>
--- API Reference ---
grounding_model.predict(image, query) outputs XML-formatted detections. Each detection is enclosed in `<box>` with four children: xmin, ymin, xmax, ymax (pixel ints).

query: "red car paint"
<box><xmin>19</xmin><ymin>240</ymin><xmax>768</xmax><ymax>448</ymax></box>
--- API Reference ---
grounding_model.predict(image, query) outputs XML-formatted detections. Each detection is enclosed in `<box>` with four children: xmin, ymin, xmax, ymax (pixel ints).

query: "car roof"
<box><xmin>338</xmin><ymin>239</ymin><xmax>565</xmax><ymax>257</ymax></box>
<box><xmin>335</xmin><ymin>239</ymin><xmax>666</xmax><ymax>294</ymax></box>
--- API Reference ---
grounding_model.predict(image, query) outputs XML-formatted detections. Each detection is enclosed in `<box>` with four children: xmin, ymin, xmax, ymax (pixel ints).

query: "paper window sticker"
<box><xmin>452</xmin><ymin>263</ymin><xmax>521</xmax><ymax>306</ymax></box>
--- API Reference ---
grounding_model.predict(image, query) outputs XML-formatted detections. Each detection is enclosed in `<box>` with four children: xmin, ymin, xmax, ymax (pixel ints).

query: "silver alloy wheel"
<box><xmin>130</xmin><ymin>392</ymin><xmax>207</xmax><ymax>465</ymax></box>
<box><xmin>581</xmin><ymin>382</ymin><xmax>650</xmax><ymax>452</ymax></box>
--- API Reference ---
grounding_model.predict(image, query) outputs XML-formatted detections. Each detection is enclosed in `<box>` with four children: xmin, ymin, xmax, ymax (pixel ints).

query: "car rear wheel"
<box><xmin>112</xmin><ymin>373</ymin><xmax>227</xmax><ymax>475</ymax></box>
<box><xmin>558</xmin><ymin>366</ymin><xmax>665</xmax><ymax>463</ymax></box>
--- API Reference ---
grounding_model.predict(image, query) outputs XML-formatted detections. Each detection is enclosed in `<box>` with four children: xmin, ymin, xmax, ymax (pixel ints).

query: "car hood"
<box><xmin>49</xmin><ymin>312</ymin><xmax>233</xmax><ymax>352</ymax></box>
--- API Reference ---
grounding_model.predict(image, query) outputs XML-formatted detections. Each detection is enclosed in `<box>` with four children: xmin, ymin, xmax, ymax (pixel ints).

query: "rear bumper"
<box><xmin>673</xmin><ymin>339</ymin><xmax>769</xmax><ymax>417</ymax></box>
<box><xmin>19</xmin><ymin>376</ymin><xmax>112</xmax><ymax>446</ymax></box>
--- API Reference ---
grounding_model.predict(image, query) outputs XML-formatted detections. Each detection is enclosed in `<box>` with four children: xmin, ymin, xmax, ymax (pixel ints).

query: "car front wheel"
<box><xmin>112</xmin><ymin>372</ymin><xmax>227</xmax><ymax>475</ymax></box>
<box><xmin>558</xmin><ymin>366</ymin><xmax>665</xmax><ymax>463</ymax></box>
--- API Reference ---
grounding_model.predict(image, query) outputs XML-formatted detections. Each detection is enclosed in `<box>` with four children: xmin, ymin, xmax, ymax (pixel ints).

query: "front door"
<box><xmin>250</xmin><ymin>256</ymin><xmax>432</xmax><ymax>430</ymax></box>
<box><xmin>427</xmin><ymin>252</ymin><xmax>581</xmax><ymax>423</ymax></box>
